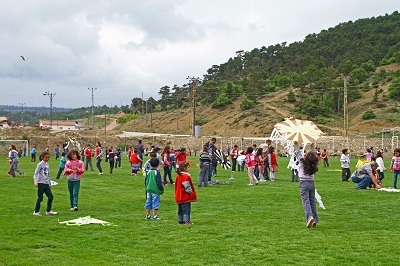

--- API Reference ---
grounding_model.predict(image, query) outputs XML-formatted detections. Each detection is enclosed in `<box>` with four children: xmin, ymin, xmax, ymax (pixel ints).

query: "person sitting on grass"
<box><xmin>351</xmin><ymin>162</ymin><xmax>381</xmax><ymax>190</ymax></box>
<box><xmin>144</xmin><ymin>158</ymin><xmax>164</xmax><ymax>221</ymax></box>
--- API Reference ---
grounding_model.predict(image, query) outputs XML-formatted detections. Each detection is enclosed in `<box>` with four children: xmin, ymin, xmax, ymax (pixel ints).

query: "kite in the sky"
<box><xmin>20</xmin><ymin>56</ymin><xmax>29</xmax><ymax>61</ymax></box>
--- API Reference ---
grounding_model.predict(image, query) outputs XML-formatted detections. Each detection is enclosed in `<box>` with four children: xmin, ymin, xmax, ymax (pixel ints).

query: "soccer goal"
<box><xmin>0</xmin><ymin>140</ymin><xmax>29</xmax><ymax>157</ymax></box>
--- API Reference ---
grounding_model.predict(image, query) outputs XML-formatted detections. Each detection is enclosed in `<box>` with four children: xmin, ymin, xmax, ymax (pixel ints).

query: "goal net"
<box><xmin>0</xmin><ymin>140</ymin><xmax>29</xmax><ymax>157</ymax></box>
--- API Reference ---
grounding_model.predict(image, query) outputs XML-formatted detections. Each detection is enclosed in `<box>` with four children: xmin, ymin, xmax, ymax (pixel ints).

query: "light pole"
<box><xmin>187</xmin><ymin>76</ymin><xmax>200</xmax><ymax>137</ymax></box>
<box><xmin>88</xmin><ymin>88</ymin><xmax>97</xmax><ymax>129</ymax></box>
<box><xmin>43</xmin><ymin>92</ymin><xmax>56</xmax><ymax>128</ymax></box>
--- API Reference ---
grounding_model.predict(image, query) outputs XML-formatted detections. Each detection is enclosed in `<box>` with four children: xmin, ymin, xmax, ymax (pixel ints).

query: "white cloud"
<box><xmin>0</xmin><ymin>0</ymin><xmax>398</xmax><ymax>108</ymax></box>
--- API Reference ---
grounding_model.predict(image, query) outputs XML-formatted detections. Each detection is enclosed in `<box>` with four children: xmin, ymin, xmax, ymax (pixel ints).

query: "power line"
<box><xmin>43</xmin><ymin>91</ymin><xmax>56</xmax><ymax>128</ymax></box>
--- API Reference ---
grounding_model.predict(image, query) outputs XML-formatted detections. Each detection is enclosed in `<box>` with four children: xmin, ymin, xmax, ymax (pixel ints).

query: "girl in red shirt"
<box><xmin>175</xmin><ymin>161</ymin><xmax>197</xmax><ymax>225</ymax></box>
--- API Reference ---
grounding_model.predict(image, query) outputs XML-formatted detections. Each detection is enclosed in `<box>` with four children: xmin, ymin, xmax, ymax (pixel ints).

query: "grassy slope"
<box><xmin>1</xmin><ymin>155</ymin><xmax>400</xmax><ymax>265</ymax></box>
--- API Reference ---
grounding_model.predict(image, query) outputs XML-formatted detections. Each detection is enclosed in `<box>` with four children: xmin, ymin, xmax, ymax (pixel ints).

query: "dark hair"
<box><xmin>366</xmin><ymin>148</ymin><xmax>371</xmax><ymax>153</ymax></box>
<box><xmin>246</xmin><ymin>146</ymin><xmax>253</xmax><ymax>154</ymax></box>
<box><xmin>342</xmin><ymin>148</ymin><xmax>348</xmax><ymax>154</ymax></box>
<box><xmin>67</xmin><ymin>150</ymin><xmax>81</xmax><ymax>160</ymax></box>
<box><xmin>376</xmin><ymin>151</ymin><xmax>383</xmax><ymax>158</ymax></box>
<box><xmin>180</xmin><ymin>147</ymin><xmax>186</xmax><ymax>152</ymax></box>
<box><xmin>234</xmin><ymin>144</ymin><xmax>238</xmax><ymax>148</ymax></box>
<box><xmin>164</xmin><ymin>145</ymin><xmax>171</xmax><ymax>153</ymax></box>
<box><xmin>96</xmin><ymin>141</ymin><xmax>101</xmax><ymax>147</ymax></box>
<box><xmin>300</xmin><ymin>151</ymin><xmax>319</xmax><ymax>175</ymax></box>
<box><xmin>149</xmin><ymin>152</ymin><xmax>157</xmax><ymax>158</ymax></box>
<box><xmin>10</xmin><ymin>144</ymin><xmax>16</xmax><ymax>150</ymax></box>
<box><xmin>149</xmin><ymin>157</ymin><xmax>160</xmax><ymax>168</ymax></box>
<box><xmin>177</xmin><ymin>161</ymin><xmax>190</xmax><ymax>175</ymax></box>
<box><xmin>268</xmin><ymin>146</ymin><xmax>275</xmax><ymax>153</ymax></box>
<box><xmin>256</xmin><ymin>148</ymin><xmax>263</xmax><ymax>156</ymax></box>
<box><xmin>62</xmin><ymin>152</ymin><xmax>67</xmax><ymax>156</ymax></box>
<box><xmin>39</xmin><ymin>151</ymin><xmax>50</xmax><ymax>161</ymax></box>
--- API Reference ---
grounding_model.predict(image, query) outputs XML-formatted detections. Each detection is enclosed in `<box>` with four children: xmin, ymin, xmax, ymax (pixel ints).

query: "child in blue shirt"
<box><xmin>56</xmin><ymin>152</ymin><xmax>67</xmax><ymax>179</ymax></box>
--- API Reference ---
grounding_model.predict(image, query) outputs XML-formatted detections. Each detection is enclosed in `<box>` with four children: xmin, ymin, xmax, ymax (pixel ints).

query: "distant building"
<box><xmin>39</xmin><ymin>120</ymin><xmax>82</xmax><ymax>131</ymax></box>
<box><xmin>0</xmin><ymin>116</ymin><xmax>11</xmax><ymax>128</ymax></box>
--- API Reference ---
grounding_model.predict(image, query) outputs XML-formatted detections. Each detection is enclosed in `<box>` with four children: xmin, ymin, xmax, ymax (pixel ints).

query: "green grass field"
<box><xmin>1</xmin><ymin>155</ymin><xmax>399</xmax><ymax>265</ymax></box>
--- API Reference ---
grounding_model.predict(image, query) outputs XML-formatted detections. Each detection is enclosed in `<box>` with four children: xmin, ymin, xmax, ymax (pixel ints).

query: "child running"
<box><xmin>296</xmin><ymin>142</ymin><xmax>319</xmax><ymax>228</ymax></box>
<box><xmin>64</xmin><ymin>150</ymin><xmax>85</xmax><ymax>211</ymax></box>
<box><xmin>8</xmin><ymin>145</ymin><xmax>24</xmax><ymax>177</ymax></box>
<box><xmin>33</xmin><ymin>151</ymin><xmax>57</xmax><ymax>216</ymax></box>
<box><xmin>144</xmin><ymin>158</ymin><xmax>164</xmax><ymax>220</ymax></box>
<box><xmin>130</xmin><ymin>148</ymin><xmax>142</xmax><ymax>176</ymax></box>
<box><xmin>175</xmin><ymin>161</ymin><xmax>197</xmax><ymax>225</ymax></box>
<box><xmin>390</xmin><ymin>148</ymin><xmax>400</xmax><ymax>189</ymax></box>
<box><xmin>245</xmin><ymin>147</ymin><xmax>258</xmax><ymax>186</ymax></box>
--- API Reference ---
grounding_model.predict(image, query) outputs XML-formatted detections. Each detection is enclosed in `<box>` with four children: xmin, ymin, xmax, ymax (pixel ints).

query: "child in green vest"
<box><xmin>144</xmin><ymin>158</ymin><xmax>164</xmax><ymax>220</ymax></box>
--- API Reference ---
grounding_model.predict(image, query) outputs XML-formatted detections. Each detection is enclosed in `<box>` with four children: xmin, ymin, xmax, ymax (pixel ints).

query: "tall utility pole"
<box><xmin>343</xmin><ymin>76</ymin><xmax>349</xmax><ymax>139</ymax></box>
<box><xmin>43</xmin><ymin>92</ymin><xmax>56</xmax><ymax>128</ymax></box>
<box><xmin>19</xmin><ymin>102</ymin><xmax>26</xmax><ymax>125</ymax></box>
<box><xmin>187</xmin><ymin>76</ymin><xmax>199</xmax><ymax>137</ymax></box>
<box><xmin>88</xmin><ymin>88</ymin><xmax>97</xmax><ymax>129</ymax></box>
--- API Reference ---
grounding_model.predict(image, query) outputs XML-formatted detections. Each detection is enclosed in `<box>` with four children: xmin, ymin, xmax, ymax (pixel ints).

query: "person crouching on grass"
<box><xmin>144</xmin><ymin>158</ymin><xmax>164</xmax><ymax>220</ymax></box>
<box><xmin>64</xmin><ymin>150</ymin><xmax>85</xmax><ymax>211</ymax></box>
<box><xmin>33</xmin><ymin>151</ymin><xmax>57</xmax><ymax>216</ymax></box>
<box><xmin>296</xmin><ymin>142</ymin><xmax>319</xmax><ymax>228</ymax></box>
<box><xmin>175</xmin><ymin>161</ymin><xmax>197</xmax><ymax>225</ymax></box>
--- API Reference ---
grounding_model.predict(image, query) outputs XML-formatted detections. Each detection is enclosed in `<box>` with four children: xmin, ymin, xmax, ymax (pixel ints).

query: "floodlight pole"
<box><xmin>19</xmin><ymin>102</ymin><xmax>25</xmax><ymax>125</ymax></box>
<box><xmin>88</xmin><ymin>88</ymin><xmax>97</xmax><ymax>129</ymax></box>
<box><xmin>43</xmin><ymin>92</ymin><xmax>56</xmax><ymax>128</ymax></box>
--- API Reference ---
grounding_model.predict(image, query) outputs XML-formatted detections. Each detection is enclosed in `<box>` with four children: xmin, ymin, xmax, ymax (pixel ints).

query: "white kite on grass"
<box><xmin>59</xmin><ymin>216</ymin><xmax>114</xmax><ymax>226</ymax></box>
<box><xmin>378</xmin><ymin>188</ymin><xmax>400</xmax><ymax>192</ymax></box>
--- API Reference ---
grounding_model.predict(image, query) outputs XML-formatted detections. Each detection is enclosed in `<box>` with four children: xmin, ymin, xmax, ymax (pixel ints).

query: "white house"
<box><xmin>39</xmin><ymin>120</ymin><xmax>82</xmax><ymax>131</ymax></box>
<box><xmin>0</xmin><ymin>116</ymin><xmax>11</xmax><ymax>128</ymax></box>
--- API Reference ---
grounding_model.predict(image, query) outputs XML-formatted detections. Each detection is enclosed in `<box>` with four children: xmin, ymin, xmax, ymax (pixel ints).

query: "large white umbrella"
<box><xmin>274</xmin><ymin>118</ymin><xmax>323</xmax><ymax>144</ymax></box>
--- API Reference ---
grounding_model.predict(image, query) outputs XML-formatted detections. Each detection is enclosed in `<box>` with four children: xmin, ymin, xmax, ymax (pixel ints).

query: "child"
<box><xmin>108</xmin><ymin>148</ymin><xmax>115</xmax><ymax>174</ymax></box>
<box><xmin>95</xmin><ymin>141</ymin><xmax>103</xmax><ymax>175</ymax></box>
<box><xmin>390</xmin><ymin>148</ymin><xmax>400</xmax><ymax>189</ymax></box>
<box><xmin>162</xmin><ymin>145</ymin><xmax>174</xmax><ymax>185</ymax></box>
<box><xmin>322</xmin><ymin>149</ymin><xmax>329</xmax><ymax>167</ymax></box>
<box><xmin>175</xmin><ymin>161</ymin><xmax>197</xmax><ymax>225</ymax></box>
<box><xmin>144</xmin><ymin>152</ymin><xmax>159</xmax><ymax>174</ymax></box>
<box><xmin>169</xmin><ymin>149</ymin><xmax>176</xmax><ymax>173</ymax></box>
<box><xmin>365</xmin><ymin>148</ymin><xmax>373</xmax><ymax>161</ymax></box>
<box><xmin>268</xmin><ymin>146</ymin><xmax>278</xmax><ymax>181</ymax></box>
<box><xmin>85</xmin><ymin>144</ymin><xmax>94</xmax><ymax>171</ymax></box>
<box><xmin>198</xmin><ymin>146</ymin><xmax>211</xmax><ymax>187</ymax></box>
<box><xmin>8</xmin><ymin>145</ymin><xmax>24</xmax><ymax>177</ymax></box>
<box><xmin>375</xmin><ymin>151</ymin><xmax>386</xmax><ymax>183</ymax></box>
<box><xmin>56</xmin><ymin>152</ymin><xmax>67</xmax><ymax>179</ymax></box>
<box><xmin>245</xmin><ymin>147</ymin><xmax>258</xmax><ymax>186</ymax></box>
<box><xmin>33</xmin><ymin>151</ymin><xmax>57</xmax><ymax>216</ymax></box>
<box><xmin>175</xmin><ymin>147</ymin><xmax>187</xmax><ymax>166</ymax></box>
<box><xmin>230</xmin><ymin>145</ymin><xmax>239</xmax><ymax>172</ymax></box>
<box><xmin>296</xmin><ymin>142</ymin><xmax>319</xmax><ymax>228</ymax></box>
<box><xmin>340</xmin><ymin>149</ymin><xmax>351</xmax><ymax>181</ymax></box>
<box><xmin>256</xmin><ymin>148</ymin><xmax>266</xmax><ymax>182</ymax></box>
<box><xmin>64</xmin><ymin>150</ymin><xmax>85</xmax><ymax>211</ymax></box>
<box><xmin>130</xmin><ymin>148</ymin><xmax>142</xmax><ymax>176</ymax></box>
<box><xmin>144</xmin><ymin>158</ymin><xmax>164</xmax><ymax>220</ymax></box>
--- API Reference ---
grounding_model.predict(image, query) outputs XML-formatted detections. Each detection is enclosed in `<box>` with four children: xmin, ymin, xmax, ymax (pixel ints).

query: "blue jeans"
<box><xmin>299</xmin><ymin>180</ymin><xmax>318</xmax><ymax>223</ymax></box>
<box><xmin>96</xmin><ymin>158</ymin><xmax>103</xmax><ymax>173</ymax></box>
<box><xmin>68</xmin><ymin>180</ymin><xmax>81</xmax><ymax>208</ymax></box>
<box><xmin>393</xmin><ymin>170</ymin><xmax>400</xmax><ymax>189</ymax></box>
<box><xmin>178</xmin><ymin>203</ymin><xmax>191</xmax><ymax>223</ymax></box>
<box><xmin>352</xmin><ymin>175</ymin><xmax>371</xmax><ymax>189</ymax></box>
<box><xmin>163</xmin><ymin>166</ymin><xmax>173</xmax><ymax>184</ymax></box>
<box><xmin>144</xmin><ymin>193</ymin><xmax>160</xmax><ymax>210</ymax></box>
<box><xmin>198</xmin><ymin>162</ymin><xmax>210</xmax><ymax>187</ymax></box>
<box><xmin>85</xmin><ymin>157</ymin><xmax>93</xmax><ymax>171</ymax></box>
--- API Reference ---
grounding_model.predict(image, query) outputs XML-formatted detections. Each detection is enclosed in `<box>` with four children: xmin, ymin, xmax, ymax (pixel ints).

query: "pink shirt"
<box><xmin>245</xmin><ymin>154</ymin><xmax>256</xmax><ymax>167</ymax></box>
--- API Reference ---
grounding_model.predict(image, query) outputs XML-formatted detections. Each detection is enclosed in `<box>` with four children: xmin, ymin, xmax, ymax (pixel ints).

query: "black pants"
<box><xmin>35</xmin><ymin>183</ymin><xmax>53</xmax><ymax>213</ymax></box>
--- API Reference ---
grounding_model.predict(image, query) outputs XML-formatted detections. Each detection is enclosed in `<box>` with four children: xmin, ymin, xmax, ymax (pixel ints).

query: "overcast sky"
<box><xmin>0</xmin><ymin>0</ymin><xmax>398</xmax><ymax>108</ymax></box>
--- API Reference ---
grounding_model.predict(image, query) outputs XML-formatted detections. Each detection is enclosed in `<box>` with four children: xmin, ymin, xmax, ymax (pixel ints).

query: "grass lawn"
<box><xmin>1</xmin><ymin>155</ymin><xmax>399</xmax><ymax>265</ymax></box>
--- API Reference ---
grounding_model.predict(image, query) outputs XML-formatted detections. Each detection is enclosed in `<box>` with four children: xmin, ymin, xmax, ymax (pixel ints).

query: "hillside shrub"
<box><xmin>116</xmin><ymin>114</ymin><xmax>139</xmax><ymax>124</ymax></box>
<box><xmin>362</xmin><ymin>110</ymin><xmax>376</xmax><ymax>120</ymax></box>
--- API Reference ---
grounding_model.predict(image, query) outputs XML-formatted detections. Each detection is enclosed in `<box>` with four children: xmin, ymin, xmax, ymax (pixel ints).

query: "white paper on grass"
<box><xmin>59</xmin><ymin>216</ymin><xmax>114</xmax><ymax>226</ymax></box>
<box><xmin>378</xmin><ymin>188</ymin><xmax>400</xmax><ymax>192</ymax></box>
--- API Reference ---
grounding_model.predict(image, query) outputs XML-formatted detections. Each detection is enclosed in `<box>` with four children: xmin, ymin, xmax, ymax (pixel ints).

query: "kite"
<box><xmin>59</xmin><ymin>215</ymin><xmax>114</xmax><ymax>226</ymax></box>
<box><xmin>378</xmin><ymin>188</ymin><xmax>400</xmax><ymax>192</ymax></box>
<box><xmin>214</xmin><ymin>149</ymin><xmax>231</xmax><ymax>170</ymax></box>
<box><xmin>50</xmin><ymin>181</ymin><xmax>58</xmax><ymax>186</ymax></box>
<box><xmin>20</xmin><ymin>56</ymin><xmax>29</xmax><ymax>61</ymax></box>
<box><xmin>315</xmin><ymin>189</ymin><xmax>326</xmax><ymax>209</ymax></box>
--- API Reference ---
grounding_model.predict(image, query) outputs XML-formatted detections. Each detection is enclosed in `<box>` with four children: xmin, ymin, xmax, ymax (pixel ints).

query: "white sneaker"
<box><xmin>46</xmin><ymin>211</ymin><xmax>58</xmax><ymax>215</ymax></box>
<box><xmin>33</xmin><ymin>212</ymin><xmax>41</xmax><ymax>216</ymax></box>
<box><xmin>248</xmin><ymin>183</ymin><xmax>254</xmax><ymax>186</ymax></box>
<box><xmin>98</xmin><ymin>172</ymin><xmax>103</xmax><ymax>175</ymax></box>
